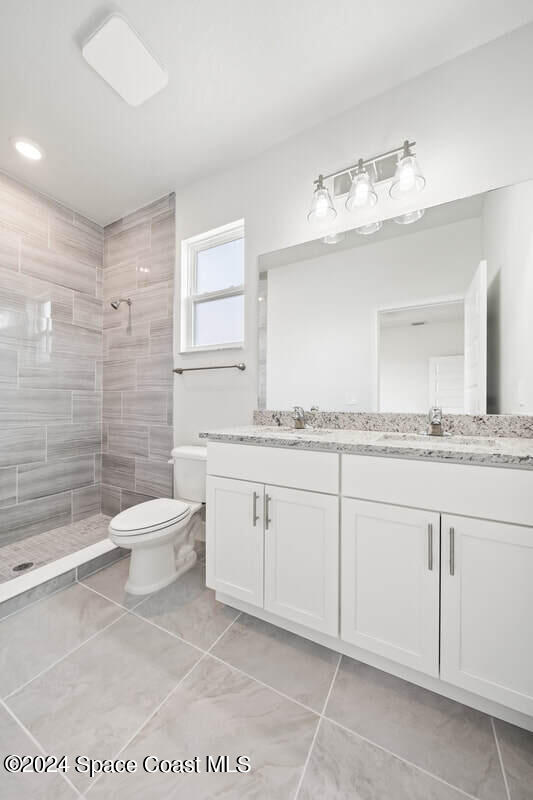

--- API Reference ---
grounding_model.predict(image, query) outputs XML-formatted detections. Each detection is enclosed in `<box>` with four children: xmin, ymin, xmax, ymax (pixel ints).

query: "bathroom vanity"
<box><xmin>202</xmin><ymin>427</ymin><xmax>533</xmax><ymax>729</ymax></box>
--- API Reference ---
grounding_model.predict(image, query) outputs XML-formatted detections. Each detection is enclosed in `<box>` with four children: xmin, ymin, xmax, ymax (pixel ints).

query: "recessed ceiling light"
<box><xmin>82</xmin><ymin>14</ymin><xmax>168</xmax><ymax>107</ymax></box>
<box><xmin>12</xmin><ymin>138</ymin><xmax>44</xmax><ymax>161</ymax></box>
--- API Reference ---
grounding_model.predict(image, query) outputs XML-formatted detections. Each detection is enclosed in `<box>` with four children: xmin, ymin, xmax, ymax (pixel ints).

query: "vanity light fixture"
<box><xmin>394</xmin><ymin>208</ymin><xmax>425</xmax><ymax>224</ymax></box>
<box><xmin>322</xmin><ymin>232</ymin><xmax>346</xmax><ymax>244</ymax></box>
<box><xmin>307</xmin><ymin>174</ymin><xmax>337</xmax><ymax>223</ymax></box>
<box><xmin>11</xmin><ymin>137</ymin><xmax>44</xmax><ymax>161</ymax></box>
<box><xmin>307</xmin><ymin>139</ymin><xmax>425</xmax><ymax>224</ymax></box>
<box><xmin>355</xmin><ymin>220</ymin><xmax>383</xmax><ymax>235</ymax></box>
<box><xmin>389</xmin><ymin>141</ymin><xmax>426</xmax><ymax>198</ymax></box>
<box><xmin>346</xmin><ymin>159</ymin><xmax>377</xmax><ymax>212</ymax></box>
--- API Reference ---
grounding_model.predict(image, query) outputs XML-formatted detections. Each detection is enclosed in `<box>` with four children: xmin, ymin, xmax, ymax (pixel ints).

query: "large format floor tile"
<box><xmin>0</xmin><ymin>583</ymin><xmax>122</xmax><ymax>696</ymax></box>
<box><xmin>299</xmin><ymin>718</ymin><xmax>471</xmax><ymax>800</ymax></box>
<box><xmin>0</xmin><ymin>704</ymin><xmax>77</xmax><ymax>800</ymax></box>
<box><xmin>88</xmin><ymin>655</ymin><xmax>318</xmax><ymax>799</ymax></box>
<box><xmin>325</xmin><ymin>657</ymin><xmax>507</xmax><ymax>800</ymax></box>
<box><xmin>80</xmin><ymin>556</ymin><xmax>143</xmax><ymax>609</ymax></box>
<box><xmin>7</xmin><ymin>614</ymin><xmax>201</xmax><ymax>791</ymax></box>
<box><xmin>212</xmin><ymin>613</ymin><xmax>340</xmax><ymax>711</ymax></box>
<box><xmin>134</xmin><ymin>560</ymin><xmax>240</xmax><ymax>649</ymax></box>
<box><xmin>494</xmin><ymin>719</ymin><xmax>533</xmax><ymax>800</ymax></box>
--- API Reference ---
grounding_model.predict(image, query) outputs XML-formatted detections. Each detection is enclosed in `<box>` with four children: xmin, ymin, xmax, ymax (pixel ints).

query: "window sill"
<box><xmin>179</xmin><ymin>342</ymin><xmax>244</xmax><ymax>355</ymax></box>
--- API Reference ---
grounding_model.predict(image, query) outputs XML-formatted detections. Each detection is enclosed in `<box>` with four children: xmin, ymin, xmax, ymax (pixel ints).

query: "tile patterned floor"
<box><xmin>0</xmin><ymin>556</ymin><xmax>531</xmax><ymax>799</ymax></box>
<box><xmin>0</xmin><ymin>515</ymin><xmax>111</xmax><ymax>583</ymax></box>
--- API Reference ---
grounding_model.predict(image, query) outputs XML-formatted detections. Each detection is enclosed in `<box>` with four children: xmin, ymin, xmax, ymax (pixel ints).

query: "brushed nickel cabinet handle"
<box><xmin>252</xmin><ymin>492</ymin><xmax>259</xmax><ymax>527</ymax></box>
<box><xmin>449</xmin><ymin>527</ymin><xmax>455</xmax><ymax>576</ymax></box>
<box><xmin>427</xmin><ymin>523</ymin><xmax>433</xmax><ymax>571</ymax></box>
<box><xmin>265</xmin><ymin>494</ymin><xmax>271</xmax><ymax>530</ymax></box>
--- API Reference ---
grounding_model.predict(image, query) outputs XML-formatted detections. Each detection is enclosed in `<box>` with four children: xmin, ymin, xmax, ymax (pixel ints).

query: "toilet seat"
<box><xmin>109</xmin><ymin>498</ymin><xmax>191</xmax><ymax>537</ymax></box>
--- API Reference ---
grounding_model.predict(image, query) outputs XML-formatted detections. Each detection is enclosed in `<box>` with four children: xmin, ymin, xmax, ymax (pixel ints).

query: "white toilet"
<box><xmin>108</xmin><ymin>445</ymin><xmax>207</xmax><ymax>595</ymax></box>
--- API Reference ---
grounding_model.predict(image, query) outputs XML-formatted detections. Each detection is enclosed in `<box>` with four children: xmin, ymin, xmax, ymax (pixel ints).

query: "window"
<box><xmin>180</xmin><ymin>220</ymin><xmax>245</xmax><ymax>352</ymax></box>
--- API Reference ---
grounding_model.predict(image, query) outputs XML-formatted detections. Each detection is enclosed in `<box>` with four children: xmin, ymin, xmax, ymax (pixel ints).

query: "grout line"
<box><xmin>3</xmin><ymin>610</ymin><xmax>127</xmax><ymax>702</ymax></box>
<box><xmin>0</xmin><ymin>697</ymin><xmax>83</xmax><ymax>798</ymax></box>
<box><xmin>77</xmin><ymin>576</ymin><xmax>148</xmax><ymax>613</ymax></box>
<box><xmin>322</xmin><ymin>714</ymin><xmax>483</xmax><ymax>800</ymax></box>
<box><xmin>293</xmin><ymin>652</ymin><xmax>342</xmax><ymax>799</ymax></box>
<box><xmin>491</xmin><ymin>717</ymin><xmax>511</xmax><ymax>800</ymax></box>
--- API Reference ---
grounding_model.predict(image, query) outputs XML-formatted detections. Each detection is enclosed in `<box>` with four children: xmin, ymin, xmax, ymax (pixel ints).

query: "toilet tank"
<box><xmin>171</xmin><ymin>445</ymin><xmax>207</xmax><ymax>503</ymax></box>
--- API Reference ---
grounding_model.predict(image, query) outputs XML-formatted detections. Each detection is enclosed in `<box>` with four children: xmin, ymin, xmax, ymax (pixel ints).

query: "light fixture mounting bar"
<box><xmin>321</xmin><ymin>140</ymin><xmax>416</xmax><ymax>183</ymax></box>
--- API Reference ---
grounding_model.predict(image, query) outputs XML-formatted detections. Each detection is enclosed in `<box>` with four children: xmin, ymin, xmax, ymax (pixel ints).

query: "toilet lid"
<box><xmin>110</xmin><ymin>498</ymin><xmax>190</xmax><ymax>534</ymax></box>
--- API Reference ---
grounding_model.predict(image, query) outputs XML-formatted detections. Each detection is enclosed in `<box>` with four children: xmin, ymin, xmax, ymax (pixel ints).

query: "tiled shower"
<box><xmin>0</xmin><ymin>170</ymin><xmax>175</xmax><ymax>584</ymax></box>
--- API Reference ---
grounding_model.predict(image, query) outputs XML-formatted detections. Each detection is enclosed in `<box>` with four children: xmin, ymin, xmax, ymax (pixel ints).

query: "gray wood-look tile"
<box><xmin>0</xmin><ymin>467</ymin><xmax>16</xmax><ymax>507</ymax></box>
<box><xmin>18</xmin><ymin>455</ymin><xmax>95</xmax><ymax>502</ymax></box>
<box><xmin>105</xmin><ymin>325</ymin><xmax>150</xmax><ymax>360</ymax></box>
<box><xmin>0</xmin><ymin>225</ymin><xmax>20</xmax><ymax>271</ymax></box>
<box><xmin>0</xmin><ymin>267</ymin><xmax>75</xmax><ymax>323</ymax></box>
<box><xmin>21</xmin><ymin>240</ymin><xmax>96</xmax><ymax>296</ymax></box>
<box><xmin>50</xmin><ymin>213</ymin><xmax>103</xmax><ymax>268</ymax></box>
<box><xmin>107</xmin><ymin>423</ymin><xmax>149</xmax><ymax>457</ymax></box>
<box><xmin>0</xmin><ymin>349</ymin><xmax>17</xmax><ymax>386</ymax></box>
<box><xmin>47</xmin><ymin>423</ymin><xmax>102</xmax><ymax>459</ymax></box>
<box><xmin>135</xmin><ymin>457</ymin><xmax>172</xmax><ymax>497</ymax></box>
<box><xmin>19</xmin><ymin>351</ymin><xmax>96</xmax><ymax>391</ymax></box>
<box><xmin>105</xmin><ymin>222</ymin><xmax>151</xmax><ymax>267</ymax></box>
<box><xmin>110</xmin><ymin>195</ymin><xmax>171</xmax><ymax>235</ymax></box>
<box><xmin>120</xmin><ymin>489</ymin><xmax>153</xmax><ymax>510</ymax></box>
<box><xmin>7</xmin><ymin>614</ymin><xmax>200</xmax><ymax>791</ymax></box>
<box><xmin>72</xmin><ymin>391</ymin><xmax>102</xmax><ymax>422</ymax></box>
<box><xmin>137</xmin><ymin>352</ymin><xmax>173</xmax><ymax>389</ymax></box>
<box><xmin>0</xmin><ymin>388</ymin><xmax>72</xmax><ymax>426</ymax></box>
<box><xmin>0</xmin><ymin>426</ymin><xmax>46</xmax><ymax>467</ymax></box>
<box><xmin>137</xmin><ymin>209</ymin><xmax>175</xmax><ymax>286</ymax></box>
<box><xmin>0</xmin><ymin>173</ymin><xmax>48</xmax><ymax>243</ymax></box>
<box><xmin>0</xmin><ymin>583</ymin><xmax>121</xmax><ymax>697</ymax></box>
<box><xmin>102</xmin><ymin>454</ymin><xmax>135</xmax><ymax>490</ymax></box>
<box><xmin>493</xmin><ymin>719</ymin><xmax>533</xmax><ymax>800</ymax></box>
<box><xmin>73</xmin><ymin>292</ymin><xmax>103</xmax><ymax>331</ymax></box>
<box><xmin>325</xmin><ymin>657</ymin><xmax>507</xmax><ymax>800</ymax></box>
<box><xmin>0</xmin><ymin>705</ymin><xmax>77</xmax><ymax>799</ymax></box>
<box><xmin>80</xmin><ymin>557</ymin><xmax>141</xmax><ymax>609</ymax></box>
<box><xmin>103</xmin><ymin>391</ymin><xmax>122</xmax><ymax>421</ymax></box>
<box><xmin>77</xmin><ymin>547</ymin><xmax>127</xmax><ymax>581</ymax></box>
<box><xmin>149</xmin><ymin>425</ymin><xmax>173</xmax><ymax>460</ymax></box>
<box><xmin>102</xmin><ymin>484</ymin><xmax>121</xmax><ymax>516</ymax></box>
<box><xmin>212</xmin><ymin>613</ymin><xmax>340</xmax><ymax>712</ymax></box>
<box><xmin>149</xmin><ymin>316</ymin><xmax>173</xmax><ymax>354</ymax></box>
<box><xmin>122</xmin><ymin>390</ymin><xmax>168</xmax><ymax>424</ymax></box>
<box><xmin>135</xmin><ymin>560</ymin><xmax>239</xmax><ymax>649</ymax></box>
<box><xmin>128</xmin><ymin>283</ymin><xmax>172</xmax><ymax>327</ymax></box>
<box><xmin>0</xmin><ymin>491</ymin><xmax>72</xmax><ymax>547</ymax></box>
<box><xmin>102</xmin><ymin>655</ymin><xmax>316</xmax><ymax>799</ymax></box>
<box><xmin>51</xmin><ymin>319</ymin><xmax>102</xmax><ymax>359</ymax></box>
<box><xmin>72</xmin><ymin>484</ymin><xmax>102</xmax><ymax>521</ymax></box>
<box><xmin>299</xmin><ymin>719</ymin><xmax>469</xmax><ymax>800</ymax></box>
<box><xmin>102</xmin><ymin>259</ymin><xmax>137</xmax><ymax>303</ymax></box>
<box><xmin>103</xmin><ymin>359</ymin><xmax>136</xmax><ymax>391</ymax></box>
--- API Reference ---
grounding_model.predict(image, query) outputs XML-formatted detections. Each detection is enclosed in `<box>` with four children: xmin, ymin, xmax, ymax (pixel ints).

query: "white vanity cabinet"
<box><xmin>441</xmin><ymin>514</ymin><xmax>533</xmax><ymax>716</ymax></box>
<box><xmin>341</xmin><ymin>499</ymin><xmax>440</xmax><ymax>676</ymax></box>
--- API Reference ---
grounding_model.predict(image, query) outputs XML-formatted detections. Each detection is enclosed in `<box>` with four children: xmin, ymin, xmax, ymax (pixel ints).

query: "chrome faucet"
<box><xmin>427</xmin><ymin>406</ymin><xmax>444</xmax><ymax>436</ymax></box>
<box><xmin>292</xmin><ymin>406</ymin><xmax>306</xmax><ymax>429</ymax></box>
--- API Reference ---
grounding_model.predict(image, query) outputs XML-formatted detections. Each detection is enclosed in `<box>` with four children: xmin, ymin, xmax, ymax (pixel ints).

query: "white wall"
<box><xmin>380</xmin><ymin>321</ymin><xmax>464</xmax><ymax>413</ymax></box>
<box><xmin>173</xmin><ymin>24</ymin><xmax>533</xmax><ymax>442</ymax></box>
<box><xmin>482</xmin><ymin>180</ymin><xmax>533</xmax><ymax>413</ymax></box>
<box><xmin>265</xmin><ymin>217</ymin><xmax>479</xmax><ymax>411</ymax></box>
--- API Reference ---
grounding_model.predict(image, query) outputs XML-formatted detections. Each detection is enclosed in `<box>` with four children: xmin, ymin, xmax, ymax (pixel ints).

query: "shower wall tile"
<box><xmin>0</xmin><ymin>491</ymin><xmax>72</xmax><ymax>547</ymax></box>
<box><xmin>0</xmin><ymin>467</ymin><xmax>17</xmax><ymax>507</ymax></box>
<box><xmin>47</xmin><ymin>423</ymin><xmax>102</xmax><ymax>460</ymax></box>
<box><xmin>18</xmin><ymin>455</ymin><xmax>95</xmax><ymax>502</ymax></box>
<box><xmin>0</xmin><ymin>172</ymin><xmax>104</xmax><ymax>549</ymax></box>
<box><xmin>0</xmin><ymin>388</ymin><xmax>72</xmax><ymax>426</ymax></box>
<box><xmin>0</xmin><ymin>427</ymin><xmax>46</xmax><ymax>468</ymax></box>
<box><xmin>102</xmin><ymin>194</ymin><xmax>175</xmax><ymax>506</ymax></box>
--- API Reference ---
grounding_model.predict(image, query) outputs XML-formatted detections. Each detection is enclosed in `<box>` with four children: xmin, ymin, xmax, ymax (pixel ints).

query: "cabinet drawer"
<box><xmin>207</xmin><ymin>442</ymin><xmax>339</xmax><ymax>494</ymax></box>
<box><xmin>342</xmin><ymin>454</ymin><xmax>533</xmax><ymax>526</ymax></box>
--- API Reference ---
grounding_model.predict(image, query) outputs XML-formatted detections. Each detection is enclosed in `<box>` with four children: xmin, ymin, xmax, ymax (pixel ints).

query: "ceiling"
<box><xmin>1</xmin><ymin>1</ymin><xmax>532</xmax><ymax>225</ymax></box>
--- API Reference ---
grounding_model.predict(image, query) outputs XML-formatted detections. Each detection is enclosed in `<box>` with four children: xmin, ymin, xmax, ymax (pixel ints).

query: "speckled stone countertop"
<box><xmin>199</xmin><ymin>426</ymin><xmax>533</xmax><ymax>469</ymax></box>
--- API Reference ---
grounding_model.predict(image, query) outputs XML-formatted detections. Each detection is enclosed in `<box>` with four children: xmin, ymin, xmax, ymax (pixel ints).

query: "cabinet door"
<box><xmin>264</xmin><ymin>486</ymin><xmax>339</xmax><ymax>636</ymax></box>
<box><xmin>441</xmin><ymin>515</ymin><xmax>533</xmax><ymax>715</ymax></box>
<box><xmin>341</xmin><ymin>499</ymin><xmax>440</xmax><ymax>676</ymax></box>
<box><xmin>206</xmin><ymin>476</ymin><xmax>264</xmax><ymax>608</ymax></box>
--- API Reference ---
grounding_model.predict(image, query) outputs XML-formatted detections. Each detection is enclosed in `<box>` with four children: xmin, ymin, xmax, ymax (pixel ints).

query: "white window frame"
<box><xmin>180</xmin><ymin>219</ymin><xmax>245</xmax><ymax>354</ymax></box>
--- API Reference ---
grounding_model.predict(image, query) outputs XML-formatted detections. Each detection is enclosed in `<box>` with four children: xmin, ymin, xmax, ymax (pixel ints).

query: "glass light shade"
<box><xmin>394</xmin><ymin>208</ymin><xmax>425</xmax><ymax>225</ymax></box>
<box><xmin>308</xmin><ymin>178</ymin><xmax>336</xmax><ymax>223</ymax></box>
<box><xmin>346</xmin><ymin>169</ymin><xmax>377</xmax><ymax>212</ymax></box>
<box><xmin>389</xmin><ymin>154</ymin><xmax>425</xmax><ymax>198</ymax></box>
<box><xmin>322</xmin><ymin>232</ymin><xmax>346</xmax><ymax>245</ymax></box>
<box><xmin>355</xmin><ymin>220</ymin><xmax>382</xmax><ymax>235</ymax></box>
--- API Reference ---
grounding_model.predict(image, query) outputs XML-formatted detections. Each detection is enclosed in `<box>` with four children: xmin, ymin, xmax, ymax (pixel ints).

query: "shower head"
<box><xmin>110</xmin><ymin>298</ymin><xmax>132</xmax><ymax>310</ymax></box>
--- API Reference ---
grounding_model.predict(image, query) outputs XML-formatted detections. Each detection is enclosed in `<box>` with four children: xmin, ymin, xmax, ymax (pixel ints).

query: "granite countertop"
<box><xmin>199</xmin><ymin>426</ymin><xmax>533</xmax><ymax>469</ymax></box>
